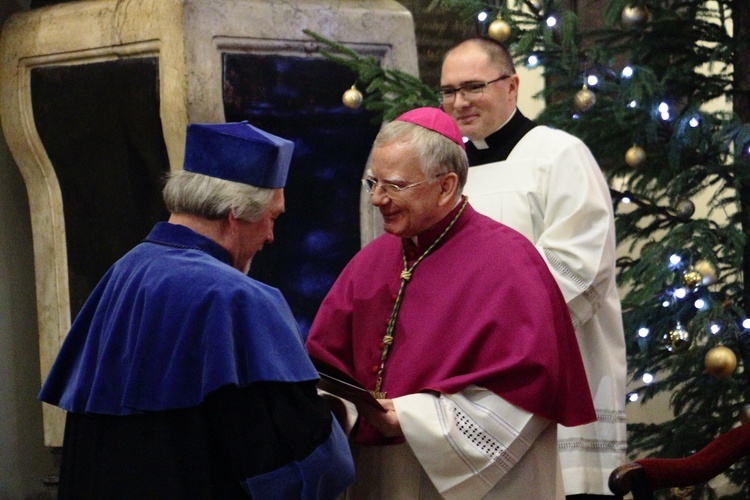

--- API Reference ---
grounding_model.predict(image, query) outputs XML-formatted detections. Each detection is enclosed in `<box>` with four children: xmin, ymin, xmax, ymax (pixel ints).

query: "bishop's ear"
<box><xmin>438</xmin><ymin>172</ymin><xmax>459</xmax><ymax>202</ymax></box>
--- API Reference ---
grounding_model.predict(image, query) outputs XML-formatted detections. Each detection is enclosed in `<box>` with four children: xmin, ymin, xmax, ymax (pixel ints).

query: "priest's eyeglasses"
<box><xmin>362</xmin><ymin>175</ymin><xmax>442</xmax><ymax>196</ymax></box>
<box><xmin>437</xmin><ymin>75</ymin><xmax>512</xmax><ymax>104</ymax></box>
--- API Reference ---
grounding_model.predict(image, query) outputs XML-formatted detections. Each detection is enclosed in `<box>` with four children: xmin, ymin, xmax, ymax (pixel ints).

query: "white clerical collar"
<box><xmin>469</xmin><ymin>108</ymin><xmax>518</xmax><ymax>150</ymax></box>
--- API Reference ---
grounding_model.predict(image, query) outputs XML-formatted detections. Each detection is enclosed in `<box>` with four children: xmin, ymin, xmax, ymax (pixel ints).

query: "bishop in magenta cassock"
<box><xmin>306</xmin><ymin>107</ymin><xmax>596</xmax><ymax>499</ymax></box>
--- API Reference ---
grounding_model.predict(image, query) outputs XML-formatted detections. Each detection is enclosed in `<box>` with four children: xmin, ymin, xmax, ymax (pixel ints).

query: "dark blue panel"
<box><xmin>223</xmin><ymin>53</ymin><xmax>380</xmax><ymax>336</ymax></box>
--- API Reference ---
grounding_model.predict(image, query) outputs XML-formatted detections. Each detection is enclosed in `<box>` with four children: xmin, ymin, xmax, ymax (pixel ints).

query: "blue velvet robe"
<box><xmin>40</xmin><ymin>222</ymin><xmax>353</xmax><ymax>499</ymax></box>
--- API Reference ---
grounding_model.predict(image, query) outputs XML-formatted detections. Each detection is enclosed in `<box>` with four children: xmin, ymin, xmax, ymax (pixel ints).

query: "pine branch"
<box><xmin>302</xmin><ymin>30</ymin><xmax>438</xmax><ymax>122</ymax></box>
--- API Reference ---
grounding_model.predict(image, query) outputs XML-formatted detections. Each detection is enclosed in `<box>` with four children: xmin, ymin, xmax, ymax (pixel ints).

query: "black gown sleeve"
<box><xmin>203</xmin><ymin>380</ymin><xmax>334</xmax><ymax>481</ymax></box>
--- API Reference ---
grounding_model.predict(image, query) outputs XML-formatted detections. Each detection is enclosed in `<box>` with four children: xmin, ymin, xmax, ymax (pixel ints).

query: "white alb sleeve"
<box><xmin>392</xmin><ymin>385</ymin><xmax>552</xmax><ymax>499</ymax></box>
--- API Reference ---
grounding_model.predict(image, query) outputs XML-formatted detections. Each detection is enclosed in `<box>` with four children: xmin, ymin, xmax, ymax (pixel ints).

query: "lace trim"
<box><xmin>543</xmin><ymin>248</ymin><xmax>601</xmax><ymax>315</ymax></box>
<box><xmin>558</xmin><ymin>438</ymin><xmax>628</xmax><ymax>453</ymax></box>
<box><xmin>595</xmin><ymin>409</ymin><xmax>628</xmax><ymax>423</ymax></box>
<box><xmin>452</xmin><ymin>404</ymin><xmax>515</xmax><ymax>474</ymax></box>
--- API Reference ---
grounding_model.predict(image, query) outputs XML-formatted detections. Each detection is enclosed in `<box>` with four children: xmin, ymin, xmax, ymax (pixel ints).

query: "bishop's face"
<box><xmin>366</xmin><ymin>141</ymin><xmax>444</xmax><ymax>239</ymax></box>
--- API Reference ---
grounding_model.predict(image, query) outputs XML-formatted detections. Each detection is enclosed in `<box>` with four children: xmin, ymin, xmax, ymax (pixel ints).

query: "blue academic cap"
<box><xmin>183</xmin><ymin>122</ymin><xmax>293</xmax><ymax>188</ymax></box>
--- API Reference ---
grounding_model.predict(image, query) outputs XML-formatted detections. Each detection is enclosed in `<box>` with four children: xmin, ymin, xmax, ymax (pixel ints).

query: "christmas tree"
<box><xmin>308</xmin><ymin>0</ymin><xmax>750</xmax><ymax>496</ymax></box>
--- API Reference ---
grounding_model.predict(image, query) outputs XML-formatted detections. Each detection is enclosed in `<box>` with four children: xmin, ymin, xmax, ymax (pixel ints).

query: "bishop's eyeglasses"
<box><xmin>361</xmin><ymin>174</ymin><xmax>444</xmax><ymax>196</ymax></box>
<box><xmin>437</xmin><ymin>75</ymin><xmax>512</xmax><ymax>104</ymax></box>
<box><xmin>361</xmin><ymin>177</ymin><xmax>430</xmax><ymax>196</ymax></box>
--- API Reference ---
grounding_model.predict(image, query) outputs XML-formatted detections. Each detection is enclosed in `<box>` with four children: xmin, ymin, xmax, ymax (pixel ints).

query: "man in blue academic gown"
<box><xmin>39</xmin><ymin>122</ymin><xmax>354</xmax><ymax>499</ymax></box>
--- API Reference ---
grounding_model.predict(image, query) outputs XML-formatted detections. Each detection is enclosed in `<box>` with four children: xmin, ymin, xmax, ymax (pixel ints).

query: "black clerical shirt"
<box><xmin>465</xmin><ymin>110</ymin><xmax>538</xmax><ymax>166</ymax></box>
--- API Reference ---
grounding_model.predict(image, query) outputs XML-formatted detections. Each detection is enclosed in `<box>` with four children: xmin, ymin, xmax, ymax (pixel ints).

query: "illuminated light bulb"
<box><xmin>670</xmin><ymin>254</ymin><xmax>682</xmax><ymax>266</ymax></box>
<box><xmin>662</xmin><ymin>300</ymin><xmax>671</xmax><ymax>308</ymax></box>
<box><xmin>587</xmin><ymin>75</ymin><xmax>599</xmax><ymax>86</ymax></box>
<box><xmin>689</xmin><ymin>117</ymin><xmax>699</xmax><ymax>128</ymax></box>
<box><xmin>659</xmin><ymin>103</ymin><xmax>670</xmax><ymax>120</ymax></box>
<box><xmin>694</xmin><ymin>298</ymin><xmax>705</xmax><ymax>309</ymax></box>
<box><xmin>528</xmin><ymin>55</ymin><xmax>539</xmax><ymax>67</ymax></box>
<box><xmin>642</xmin><ymin>373</ymin><xmax>654</xmax><ymax>384</ymax></box>
<box><xmin>628</xmin><ymin>100</ymin><xmax>638</xmax><ymax>108</ymax></box>
<box><xmin>477</xmin><ymin>11</ymin><xmax>488</xmax><ymax>21</ymax></box>
<box><xmin>710</xmin><ymin>323</ymin><xmax>721</xmax><ymax>334</ymax></box>
<box><xmin>621</xmin><ymin>66</ymin><xmax>634</xmax><ymax>78</ymax></box>
<box><xmin>743</xmin><ymin>318</ymin><xmax>750</xmax><ymax>329</ymax></box>
<box><xmin>628</xmin><ymin>393</ymin><xmax>639</xmax><ymax>402</ymax></box>
<box><xmin>622</xmin><ymin>196</ymin><xmax>631</xmax><ymax>204</ymax></box>
<box><xmin>546</xmin><ymin>16</ymin><xmax>557</xmax><ymax>27</ymax></box>
<box><xmin>674</xmin><ymin>288</ymin><xmax>687</xmax><ymax>299</ymax></box>
<box><xmin>638</xmin><ymin>327</ymin><xmax>650</xmax><ymax>338</ymax></box>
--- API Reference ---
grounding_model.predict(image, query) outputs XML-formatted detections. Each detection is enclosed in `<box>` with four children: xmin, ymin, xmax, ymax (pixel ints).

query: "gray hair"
<box><xmin>372</xmin><ymin>120</ymin><xmax>468</xmax><ymax>191</ymax></box>
<box><xmin>162</xmin><ymin>170</ymin><xmax>275</xmax><ymax>222</ymax></box>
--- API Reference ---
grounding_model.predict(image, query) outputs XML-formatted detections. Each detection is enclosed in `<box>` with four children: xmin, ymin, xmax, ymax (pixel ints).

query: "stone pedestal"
<box><xmin>0</xmin><ymin>0</ymin><xmax>417</xmax><ymax>447</ymax></box>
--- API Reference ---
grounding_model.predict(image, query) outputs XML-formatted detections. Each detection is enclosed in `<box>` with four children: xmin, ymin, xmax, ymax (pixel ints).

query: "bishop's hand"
<box><xmin>357</xmin><ymin>398</ymin><xmax>402</xmax><ymax>438</ymax></box>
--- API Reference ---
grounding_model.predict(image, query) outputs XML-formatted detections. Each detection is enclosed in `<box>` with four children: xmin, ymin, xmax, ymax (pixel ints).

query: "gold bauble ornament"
<box><xmin>705</xmin><ymin>345</ymin><xmax>736</xmax><ymax>378</ymax></box>
<box><xmin>664</xmin><ymin>324</ymin><xmax>690</xmax><ymax>353</ymax></box>
<box><xmin>488</xmin><ymin>18</ymin><xmax>512</xmax><ymax>43</ymax></box>
<box><xmin>681</xmin><ymin>268</ymin><xmax>702</xmax><ymax>288</ymax></box>
<box><xmin>574</xmin><ymin>86</ymin><xmax>596</xmax><ymax>112</ymax></box>
<box><xmin>625</xmin><ymin>145</ymin><xmax>646</xmax><ymax>168</ymax></box>
<box><xmin>621</xmin><ymin>5</ymin><xmax>650</xmax><ymax>29</ymax></box>
<box><xmin>694</xmin><ymin>259</ymin><xmax>717</xmax><ymax>286</ymax></box>
<box><xmin>740</xmin><ymin>404</ymin><xmax>750</xmax><ymax>425</ymax></box>
<box><xmin>342</xmin><ymin>85</ymin><xmax>363</xmax><ymax>109</ymax></box>
<box><xmin>674</xmin><ymin>198</ymin><xmax>695</xmax><ymax>221</ymax></box>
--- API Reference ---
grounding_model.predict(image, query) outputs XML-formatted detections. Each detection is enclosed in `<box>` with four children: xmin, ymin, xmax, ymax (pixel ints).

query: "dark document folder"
<box><xmin>313</xmin><ymin>359</ymin><xmax>386</xmax><ymax>412</ymax></box>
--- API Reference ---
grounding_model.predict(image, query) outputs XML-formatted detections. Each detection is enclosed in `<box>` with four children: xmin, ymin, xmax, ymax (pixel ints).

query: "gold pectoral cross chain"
<box><xmin>370</xmin><ymin>197</ymin><xmax>468</xmax><ymax>400</ymax></box>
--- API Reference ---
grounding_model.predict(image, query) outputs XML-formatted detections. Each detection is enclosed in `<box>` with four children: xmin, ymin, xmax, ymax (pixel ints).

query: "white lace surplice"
<box><xmin>345</xmin><ymin>386</ymin><xmax>563</xmax><ymax>499</ymax></box>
